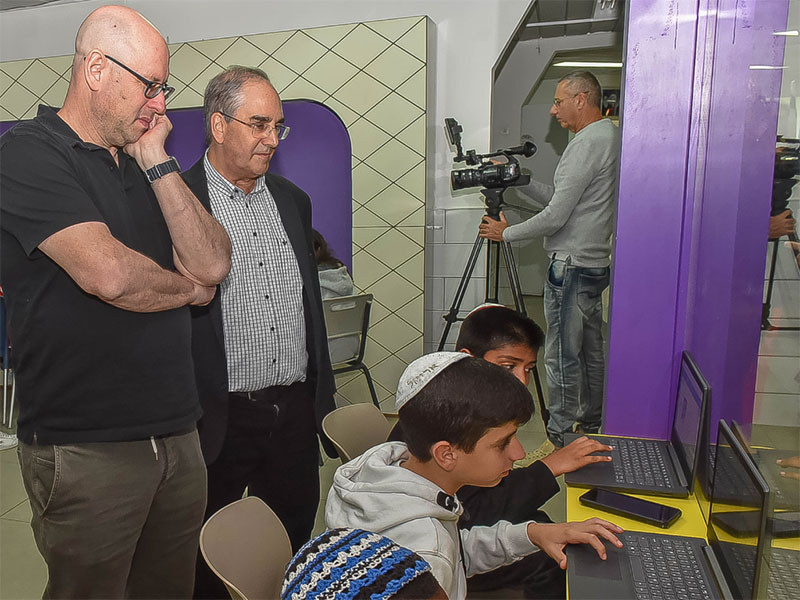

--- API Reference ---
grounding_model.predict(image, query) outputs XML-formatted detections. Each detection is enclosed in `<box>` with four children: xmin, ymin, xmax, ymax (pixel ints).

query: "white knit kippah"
<box><xmin>395</xmin><ymin>351</ymin><xmax>469</xmax><ymax>412</ymax></box>
<box><xmin>465</xmin><ymin>302</ymin><xmax>506</xmax><ymax>317</ymax></box>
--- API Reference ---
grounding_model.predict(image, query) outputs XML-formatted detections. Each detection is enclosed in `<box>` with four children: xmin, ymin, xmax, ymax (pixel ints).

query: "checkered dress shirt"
<box><xmin>204</xmin><ymin>154</ymin><xmax>307</xmax><ymax>392</ymax></box>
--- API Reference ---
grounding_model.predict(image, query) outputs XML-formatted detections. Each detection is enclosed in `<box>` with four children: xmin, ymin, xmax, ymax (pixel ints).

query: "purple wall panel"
<box><xmin>607</xmin><ymin>0</ymin><xmax>788</xmax><ymax>439</ymax></box>
<box><xmin>605</xmin><ymin>0</ymin><xmax>702</xmax><ymax>439</ymax></box>
<box><xmin>2</xmin><ymin>100</ymin><xmax>353</xmax><ymax>270</ymax></box>
<box><xmin>686</xmin><ymin>1</ymin><xmax>788</xmax><ymax>437</ymax></box>
<box><xmin>167</xmin><ymin>100</ymin><xmax>353</xmax><ymax>270</ymax></box>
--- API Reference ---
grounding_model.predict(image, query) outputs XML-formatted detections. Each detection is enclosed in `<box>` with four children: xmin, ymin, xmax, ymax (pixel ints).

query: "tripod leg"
<box><xmin>532</xmin><ymin>364</ymin><xmax>550</xmax><ymax>427</ymax></box>
<box><xmin>499</xmin><ymin>241</ymin><xmax>527</xmax><ymax>316</ymax></box>
<box><xmin>498</xmin><ymin>241</ymin><xmax>548</xmax><ymax>427</ymax></box>
<box><xmin>438</xmin><ymin>233</ymin><xmax>486</xmax><ymax>351</ymax></box>
<box><xmin>486</xmin><ymin>240</ymin><xmax>502</xmax><ymax>303</ymax></box>
<box><xmin>762</xmin><ymin>239</ymin><xmax>780</xmax><ymax>330</ymax></box>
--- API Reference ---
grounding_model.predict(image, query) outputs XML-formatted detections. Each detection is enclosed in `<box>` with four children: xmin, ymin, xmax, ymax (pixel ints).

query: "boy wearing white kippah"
<box><xmin>325</xmin><ymin>353</ymin><xmax>623</xmax><ymax>599</ymax></box>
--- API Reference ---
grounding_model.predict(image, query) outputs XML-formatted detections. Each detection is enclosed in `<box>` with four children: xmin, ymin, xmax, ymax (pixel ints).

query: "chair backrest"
<box><xmin>199</xmin><ymin>497</ymin><xmax>292</xmax><ymax>600</ymax></box>
<box><xmin>322</xmin><ymin>294</ymin><xmax>372</xmax><ymax>364</ymax></box>
<box><xmin>322</xmin><ymin>403</ymin><xmax>393</xmax><ymax>462</ymax></box>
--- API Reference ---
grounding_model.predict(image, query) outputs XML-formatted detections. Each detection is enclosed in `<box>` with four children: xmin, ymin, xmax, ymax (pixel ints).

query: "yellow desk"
<box><xmin>566</xmin><ymin>486</ymin><xmax>708</xmax><ymax>538</ymax></box>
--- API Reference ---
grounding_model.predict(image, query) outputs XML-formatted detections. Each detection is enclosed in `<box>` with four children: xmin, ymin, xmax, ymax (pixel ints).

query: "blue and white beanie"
<box><xmin>281</xmin><ymin>528</ymin><xmax>436</xmax><ymax>600</ymax></box>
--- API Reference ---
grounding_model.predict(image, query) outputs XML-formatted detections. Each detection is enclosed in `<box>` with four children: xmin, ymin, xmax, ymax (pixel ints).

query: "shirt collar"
<box><xmin>35</xmin><ymin>105</ymin><xmax>106</xmax><ymax>152</ymax></box>
<box><xmin>203</xmin><ymin>150</ymin><xmax>267</xmax><ymax>199</ymax></box>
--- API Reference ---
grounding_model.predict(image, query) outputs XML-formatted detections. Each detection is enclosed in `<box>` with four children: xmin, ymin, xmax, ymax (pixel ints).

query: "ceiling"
<box><xmin>519</xmin><ymin>0</ymin><xmax>624</xmax><ymax>41</ymax></box>
<box><xmin>0</xmin><ymin>0</ymin><xmax>72</xmax><ymax>10</ymax></box>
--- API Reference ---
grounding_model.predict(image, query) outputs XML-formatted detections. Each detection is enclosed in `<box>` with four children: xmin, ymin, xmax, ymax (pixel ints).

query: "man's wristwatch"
<box><xmin>145</xmin><ymin>156</ymin><xmax>181</xmax><ymax>183</ymax></box>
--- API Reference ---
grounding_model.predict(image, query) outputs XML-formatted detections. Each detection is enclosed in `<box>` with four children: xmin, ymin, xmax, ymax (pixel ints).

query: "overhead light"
<box><xmin>748</xmin><ymin>65</ymin><xmax>786</xmax><ymax>70</ymax></box>
<box><xmin>773</xmin><ymin>30</ymin><xmax>799</xmax><ymax>36</ymax></box>
<box><xmin>553</xmin><ymin>61</ymin><xmax>622</xmax><ymax>68</ymax></box>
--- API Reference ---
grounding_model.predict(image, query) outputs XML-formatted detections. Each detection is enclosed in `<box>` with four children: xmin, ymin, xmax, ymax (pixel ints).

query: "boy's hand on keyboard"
<box><xmin>541</xmin><ymin>436</ymin><xmax>613</xmax><ymax>476</ymax></box>
<box><xmin>777</xmin><ymin>456</ymin><xmax>800</xmax><ymax>480</ymax></box>
<box><xmin>526</xmin><ymin>518</ymin><xmax>624</xmax><ymax>570</ymax></box>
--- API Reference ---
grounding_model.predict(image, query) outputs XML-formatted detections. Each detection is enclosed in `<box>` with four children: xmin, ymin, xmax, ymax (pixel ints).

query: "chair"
<box><xmin>321</xmin><ymin>403</ymin><xmax>393</xmax><ymax>462</ymax></box>
<box><xmin>322</xmin><ymin>293</ymin><xmax>380</xmax><ymax>408</ymax></box>
<box><xmin>199</xmin><ymin>497</ymin><xmax>292</xmax><ymax>600</ymax></box>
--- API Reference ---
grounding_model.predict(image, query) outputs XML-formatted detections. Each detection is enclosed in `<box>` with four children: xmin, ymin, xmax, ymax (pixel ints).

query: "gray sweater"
<box><xmin>503</xmin><ymin>118</ymin><xmax>619</xmax><ymax>267</ymax></box>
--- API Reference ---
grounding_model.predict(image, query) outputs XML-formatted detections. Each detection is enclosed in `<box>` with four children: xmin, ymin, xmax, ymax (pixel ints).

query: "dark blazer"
<box><xmin>183</xmin><ymin>159</ymin><xmax>337</xmax><ymax>463</ymax></box>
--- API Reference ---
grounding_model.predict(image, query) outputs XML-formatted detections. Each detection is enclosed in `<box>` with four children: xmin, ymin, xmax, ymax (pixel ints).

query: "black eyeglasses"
<box><xmin>105</xmin><ymin>54</ymin><xmax>175</xmax><ymax>101</ymax></box>
<box><xmin>552</xmin><ymin>90</ymin><xmax>589</xmax><ymax>107</ymax></box>
<box><xmin>220</xmin><ymin>112</ymin><xmax>290</xmax><ymax>140</ymax></box>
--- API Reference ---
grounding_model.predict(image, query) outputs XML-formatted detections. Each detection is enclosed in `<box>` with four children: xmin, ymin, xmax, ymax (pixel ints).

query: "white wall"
<box><xmin>0</xmin><ymin>0</ymin><xmax>530</xmax><ymax>211</ymax></box>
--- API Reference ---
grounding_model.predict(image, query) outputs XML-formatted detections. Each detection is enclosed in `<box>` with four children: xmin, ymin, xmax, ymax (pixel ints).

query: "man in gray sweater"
<box><xmin>480</xmin><ymin>71</ymin><xmax>619</xmax><ymax>447</ymax></box>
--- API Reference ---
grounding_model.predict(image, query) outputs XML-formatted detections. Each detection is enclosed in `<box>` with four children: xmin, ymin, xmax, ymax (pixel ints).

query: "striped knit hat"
<box><xmin>281</xmin><ymin>528</ymin><xmax>439</xmax><ymax>600</ymax></box>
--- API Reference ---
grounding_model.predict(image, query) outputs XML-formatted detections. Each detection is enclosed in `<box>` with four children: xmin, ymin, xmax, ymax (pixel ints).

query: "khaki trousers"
<box><xmin>18</xmin><ymin>429</ymin><xmax>207</xmax><ymax>599</ymax></box>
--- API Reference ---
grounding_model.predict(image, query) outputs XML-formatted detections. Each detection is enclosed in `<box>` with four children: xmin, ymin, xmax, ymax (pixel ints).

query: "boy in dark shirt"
<box><xmin>327</xmin><ymin>353</ymin><xmax>623</xmax><ymax>599</ymax></box>
<box><xmin>391</xmin><ymin>305</ymin><xmax>612</xmax><ymax>598</ymax></box>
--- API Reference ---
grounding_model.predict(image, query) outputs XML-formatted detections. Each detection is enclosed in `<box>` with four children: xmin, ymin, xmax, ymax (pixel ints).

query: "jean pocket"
<box><xmin>547</xmin><ymin>260</ymin><xmax>566</xmax><ymax>288</ymax></box>
<box><xmin>578</xmin><ymin>268</ymin><xmax>609</xmax><ymax>296</ymax></box>
<box><xmin>30</xmin><ymin>446</ymin><xmax>61</xmax><ymax>516</ymax></box>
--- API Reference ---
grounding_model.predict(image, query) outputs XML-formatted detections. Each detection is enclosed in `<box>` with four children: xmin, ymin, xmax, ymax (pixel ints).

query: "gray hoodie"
<box><xmin>318</xmin><ymin>265</ymin><xmax>354</xmax><ymax>299</ymax></box>
<box><xmin>325</xmin><ymin>442</ymin><xmax>538</xmax><ymax>599</ymax></box>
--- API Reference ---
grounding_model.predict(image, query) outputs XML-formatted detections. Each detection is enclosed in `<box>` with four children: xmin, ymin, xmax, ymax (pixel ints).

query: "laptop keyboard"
<box><xmin>606</xmin><ymin>438</ymin><xmax>675</xmax><ymax>488</ymax></box>
<box><xmin>624</xmin><ymin>533</ymin><xmax>713</xmax><ymax>599</ymax></box>
<box><xmin>710</xmin><ymin>450</ymin><xmax>789</xmax><ymax>504</ymax></box>
<box><xmin>729</xmin><ymin>544</ymin><xmax>800</xmax><ymax>600</ymax></box>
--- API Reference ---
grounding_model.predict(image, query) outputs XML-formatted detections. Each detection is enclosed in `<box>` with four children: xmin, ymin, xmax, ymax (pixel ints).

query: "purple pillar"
<box><xmin>685</xmin><ymin>1</ymin><xmax>788</xmax><ymax>436</ymax></box>
<box><xmin>606</xmin><ymin>0</ymin><xmax>788</xmax><ymax>438</ymax></box>
<box><xmin>605</xmin><ymin>0</ymin><xmax>703</xmax><ymax>439</ymax></box>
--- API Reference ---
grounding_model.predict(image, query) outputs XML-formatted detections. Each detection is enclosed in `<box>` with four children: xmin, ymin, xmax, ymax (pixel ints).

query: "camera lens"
<box><xmin>451</xmin><ymin>167</ymin><xmax>481</xmax><ymax>191</ymax></box>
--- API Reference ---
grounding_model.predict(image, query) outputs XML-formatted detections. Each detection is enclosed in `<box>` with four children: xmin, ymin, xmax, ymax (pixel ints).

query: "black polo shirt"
<box><xmin>0</xmin><ymin>105</ymin><xmax>201</xmax><ymax>445</ymax></box>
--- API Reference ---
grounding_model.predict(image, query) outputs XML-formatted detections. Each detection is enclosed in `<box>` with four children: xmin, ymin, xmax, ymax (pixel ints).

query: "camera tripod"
<box><xmin>437</xmin><ymin>187</ymin><xmax>550</xmax><ymax>427</ymax></box>
<box><xmin>762</xmin><ymin>228</ymin><xmax>800</xmax><ymax>331</ymax></box>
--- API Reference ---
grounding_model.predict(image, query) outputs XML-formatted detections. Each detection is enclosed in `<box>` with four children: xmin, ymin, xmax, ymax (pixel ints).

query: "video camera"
<box><xmin>445</xmin><ymin>118</ymin><xmax>536</xmax><ymax>191</ymax></box>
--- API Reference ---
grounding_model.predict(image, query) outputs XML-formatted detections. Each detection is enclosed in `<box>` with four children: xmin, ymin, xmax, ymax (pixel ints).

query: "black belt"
<box><xmin>229</xmin><ymin>381</ymin><xmax>307</xmax><ymax>403</ymax></box>
<box><xmin>152</xmin><ymin>426</ymin><xmax>196</xmax><ymax>439</ymax></box>
<box><xmin>130</xmin><ymin>425</ymin><xmax>196</xmax><ymax>442</ymax></box>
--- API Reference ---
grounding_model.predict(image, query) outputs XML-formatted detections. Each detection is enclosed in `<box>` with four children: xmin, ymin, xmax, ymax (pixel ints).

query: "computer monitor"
<box><xmin>670</xmin><ymin>351</ymin><xmax>710</xmax><ymax>494</ymax></box>
<box><xmin>707</xmin><ymin>420</ymin><xmax>772</xmax><ymax>599</ymax></box>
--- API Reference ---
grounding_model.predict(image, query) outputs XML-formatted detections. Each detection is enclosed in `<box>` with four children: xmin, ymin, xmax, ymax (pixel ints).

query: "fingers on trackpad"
<box><xmin>569</xmin><ymin>543</ymin><xmax>623</xmax><ymax>580</ymax></box>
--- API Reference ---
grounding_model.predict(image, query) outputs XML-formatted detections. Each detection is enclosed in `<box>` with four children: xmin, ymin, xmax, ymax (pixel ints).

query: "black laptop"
<box><xmin>567</xmin><ymin>419</ymin><xmax>773</xmax><ymax>600</ymax></box>
<box><xmin>565</xmin><ymin>351</ymin><xmax>710</xmax><ymax>497</ymax></box>
<box><xmin>731</xmin><ymin>420</ymin><xmax>800</xmax><ymax>510</ymax></box>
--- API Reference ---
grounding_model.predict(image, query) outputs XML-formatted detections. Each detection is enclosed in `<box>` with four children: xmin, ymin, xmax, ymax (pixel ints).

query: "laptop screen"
<box><xmin>670</xmin><ymin>351</ymin><xmax>710</xmax><ymax>492</ymax></box>
<box><xmin>707</xmin><ymin>420</ymin><xmax>771</xmax><ymax>600</ymax></box>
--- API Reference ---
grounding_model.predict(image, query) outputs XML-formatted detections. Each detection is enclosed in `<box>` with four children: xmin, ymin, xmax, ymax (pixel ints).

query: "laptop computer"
<box><xmin>703</xmin><ymin>421</ymin><xmax>800</xmax><ymax>512</ymax></box>
<box><xmin>731</xmin><ymin>420</ymin><xmax>800</xmax><ymax>510</ymax></box>
<box><xmin>564</xmin><ymin>351</ymin><xmax>710</xmax><ymax>498</ymax></box>
<box><xmin>567</xmin><ymin>419</ymin><xmax>773</xmax><ymax>600</ymax></box>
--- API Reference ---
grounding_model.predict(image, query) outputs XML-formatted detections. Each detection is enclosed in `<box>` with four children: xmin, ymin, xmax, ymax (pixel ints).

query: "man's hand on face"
<box><xmin>479</xmin><ymin>210</ymin><xmax>509</xmax><ymax>242</ymax></box>
<box><xmin>527</xmin><ymin>519</ymin><xmax>624</xmax><ymax>570</ymax></box>
<box><xmin>124</xmin><ymin>113</ymin><xmax>172</xmax><ymax>172</ymax></box>
<box><xmin>541</xmin><ymin>436</ymin><xmax>613</xmax><ymax>477</ymax></box>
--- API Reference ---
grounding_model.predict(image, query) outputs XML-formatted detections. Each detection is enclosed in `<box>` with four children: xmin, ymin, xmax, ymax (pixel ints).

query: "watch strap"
<box><xmin>145</xmin><ymin>156</ymin><xmax>180</xmax><ymax>183</ymax></box>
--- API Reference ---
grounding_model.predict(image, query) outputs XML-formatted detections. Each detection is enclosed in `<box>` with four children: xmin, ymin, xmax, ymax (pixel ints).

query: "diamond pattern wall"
<box><xmin>0</xmin><ymin>16</ymin><xmax>429</xmax><ymax>413</ymax></box>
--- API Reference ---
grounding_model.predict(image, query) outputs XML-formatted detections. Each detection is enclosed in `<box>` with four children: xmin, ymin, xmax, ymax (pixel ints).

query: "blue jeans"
<box><xmin>544</xmin><ymin>256</ymin><xmax>610</xmax><ymax>446</ymax></box>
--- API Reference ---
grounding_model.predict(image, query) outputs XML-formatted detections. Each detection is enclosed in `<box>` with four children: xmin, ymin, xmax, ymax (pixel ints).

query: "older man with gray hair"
<box><xmin>182</xmin><ymin>66</ymin><xmax>336</xmax><ymax>599</ymax></box>
<box><xmin>480</xmin><ymin>71</ymin><xmax>619</xmax><ymax>448</ymax></box>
